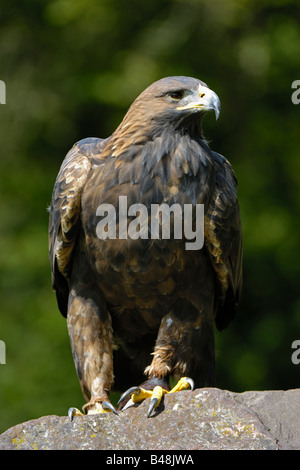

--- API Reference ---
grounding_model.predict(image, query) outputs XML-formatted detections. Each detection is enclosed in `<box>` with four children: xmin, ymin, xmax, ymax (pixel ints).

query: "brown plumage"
<box><xmin>49</xmin><ymin>76</ymin><xmax>242</xmax><ymax>414</ymax></box>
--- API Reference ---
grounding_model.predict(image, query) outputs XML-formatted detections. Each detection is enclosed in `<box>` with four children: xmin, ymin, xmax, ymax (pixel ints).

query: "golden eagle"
<box><xmin>49</xmin><ymin>76</ymin><xmax>242</xmax><ymax>418</ymax></box>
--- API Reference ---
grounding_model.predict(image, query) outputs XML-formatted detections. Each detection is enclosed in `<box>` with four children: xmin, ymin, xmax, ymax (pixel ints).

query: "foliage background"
<box><xmin>1</xmin><ymin>0</ymin><xmax>300</xmax><ymax>433</ymax></box>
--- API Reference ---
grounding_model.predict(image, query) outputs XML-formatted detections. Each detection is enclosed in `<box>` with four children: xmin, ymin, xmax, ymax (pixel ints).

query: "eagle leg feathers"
<box><xmin>66</xmin><ymin>280</ymin><xmax>118</xmax><ymax>419</ymax></box>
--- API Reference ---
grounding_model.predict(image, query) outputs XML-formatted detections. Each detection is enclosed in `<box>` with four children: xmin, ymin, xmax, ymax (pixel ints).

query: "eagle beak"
<box><xmin>199</xmin><ymin>85</ymin><xmax>221</xmax><ymax>120</ymax></box>
<box><xmin>176</xmin><ymin>84</ymin><xmax>221</xmax><ymax>120</ymax></box>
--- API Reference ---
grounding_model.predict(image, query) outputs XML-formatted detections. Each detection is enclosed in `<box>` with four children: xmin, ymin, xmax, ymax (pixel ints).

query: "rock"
<box><xmin>0</xmin><ymin>388</ymin><xmax>299</xmax><ymax>450</ymax></box>
<box><xmin>233</xmin><ymin>389</ymin><xmax>300</xmax><ymax>450</ymax></box>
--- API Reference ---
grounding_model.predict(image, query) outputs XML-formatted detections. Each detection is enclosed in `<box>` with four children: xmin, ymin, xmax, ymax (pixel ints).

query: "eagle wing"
<box><xmin>48</xmin><ymin>137</ymin><xmax>107</xmax><ymax>316</ymax></box>
<box><xmin>205</xmin><ymin>151</ymin><xmax>243</xmax><ymax>330</ymax></box>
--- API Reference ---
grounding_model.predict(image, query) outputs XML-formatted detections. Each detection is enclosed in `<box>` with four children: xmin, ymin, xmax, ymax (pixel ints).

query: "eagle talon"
<box><xmin>117</xmin><ymin>386</ymin><xmax>142</xmax><ymax>406</ymax></box>
<box><xmin>68</xmin><ymin>407</ymin><xmax>83</xmax><ymax>421</ymax></box>
<box><xmin>147</xmin><ymin>397</ymin><xmax>159</xmax><ymax>418</ymax></box>
<box><xmin>119</xmin><ymin>398</ymin><xmax>137</xmax><ymax>412</ymax></box>
<box><xmin>101</xmin><ymin>400</ymin><xmax>119</xmax><ymax>415</ymax></box>
<box><xmin>146</xmin><ymin>377</ymin><xmax>195</xmax><ymax>417</ymax></box>
<box><xmin>118</xmin><ymin>386</ymin><xmax>153</xmax><ymax>410</ymax></box>
<box><xmin>119</xmin><ymin>378</ymin><xmax>194</xmax><ymax>417</ymax></box>
<box><xmin>68</xmin><ymin>401</ymin><xmax>118</xmax><ymax>420</ymax></box>
<box><xmin>147</xmin><ymin>385</ymin><xmax>167</xmax><ymax>417</ymax></box>
<box><xmin>186</xmin><ymin>378</ymin><xmax>195</xmax><ymax>391</ymax></box>
<box><xmin>169</xmin><ymin>377</ymin><xmax>194</xmax><ymax>393</ymax></box>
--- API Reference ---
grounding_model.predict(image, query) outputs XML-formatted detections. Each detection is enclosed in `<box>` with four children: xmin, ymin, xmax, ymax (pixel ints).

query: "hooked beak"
<box><xmin>176</xmin><ymin>84</ymin><xmax>221</xmax><ymax>120</ymax></box>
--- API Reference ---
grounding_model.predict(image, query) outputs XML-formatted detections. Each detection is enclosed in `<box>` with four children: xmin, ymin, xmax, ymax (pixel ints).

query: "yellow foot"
<box><xmin>118</xmin><ymin>377</ymin><xmax>194</xmax><ymax>418</ymax></box>
<box><xmin>68</xmin><ymin>400</ymin><xmax>118</xmax><ymax>421</ymax></box>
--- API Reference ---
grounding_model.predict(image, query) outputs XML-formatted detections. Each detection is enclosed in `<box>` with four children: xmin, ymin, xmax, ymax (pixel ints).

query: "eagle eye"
<box><xmin>168</xmin><ymin>90</ymin><xmax>184</xmax><ymax>101</ymax></box>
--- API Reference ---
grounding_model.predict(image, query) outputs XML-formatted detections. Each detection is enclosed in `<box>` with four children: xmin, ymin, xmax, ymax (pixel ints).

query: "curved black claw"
<box><xmin>102</xmin><ymin>400</ymin><xmax>119</xmax><ymax>415</ymax></box>
<box><xmin>68</xmin><ymin>407</ymin><xmax>83</xmax><ymax>421</ymax></box>
<box><xmin>117</xmin><ymin>386</ymin><xmax>141</xmax><ymax>407</ymax></box>
<box><xmin>185</xmin><ymin>377</ymin><xmax>194</xmax><ymax>391</ymax></box>
<box><xmin>147</xmin><ymin>397</ymin><xmax>159</xmax><ymax>418</ymax></box>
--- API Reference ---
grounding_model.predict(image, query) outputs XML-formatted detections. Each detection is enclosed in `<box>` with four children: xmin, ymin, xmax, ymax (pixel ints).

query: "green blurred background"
<box><xmin>1</xmin><ymin>0</ymin><xmax>300</xmax><ymax>434</ymax></box>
